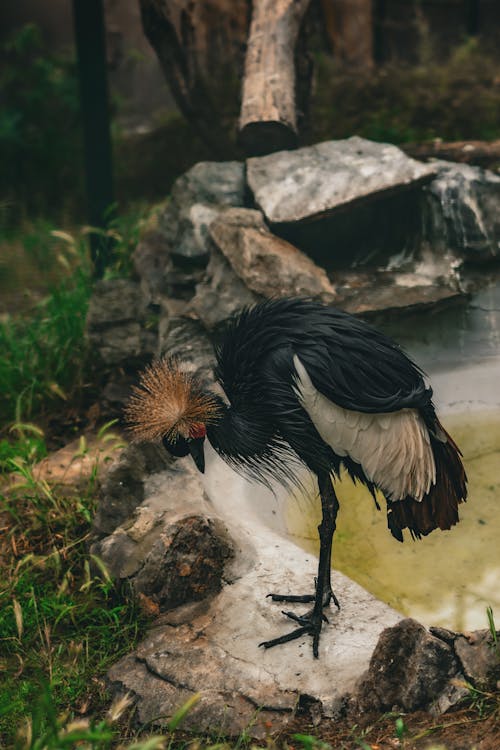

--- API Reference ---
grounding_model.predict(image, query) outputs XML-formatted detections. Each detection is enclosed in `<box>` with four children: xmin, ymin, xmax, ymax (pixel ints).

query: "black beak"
<box><xmin>188</xmin><ymin>437</ymin><xmax>205</xmax><ymax>473</ymax></box>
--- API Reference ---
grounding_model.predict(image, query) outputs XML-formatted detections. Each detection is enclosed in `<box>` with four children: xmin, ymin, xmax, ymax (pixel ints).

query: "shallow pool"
<box><xmin>286</xmin><ymin>407</ymin><xmax>500</xmax><ymax>632</ymax></box>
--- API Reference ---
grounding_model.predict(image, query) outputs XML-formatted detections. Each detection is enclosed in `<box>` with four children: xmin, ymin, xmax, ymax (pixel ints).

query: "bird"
<box><xmin>125</xmin><ymin>297</ymin><xmax>467</xmax><ymax>658</ymax></box>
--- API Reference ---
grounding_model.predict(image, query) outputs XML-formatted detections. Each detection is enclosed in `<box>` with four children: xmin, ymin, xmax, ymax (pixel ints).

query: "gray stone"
<box><xmin>208</xmin><ymin>208</ymin><xmax>336</xmax><ymax>301</ymax></box>
<box><xmin>161</xmin><ymin>161</ymin><xmax>245</xmax><ymax>268</ymax></box>
<box><xmin>190</xmin><ymin>243</ymin><xmax>261</xmax><ymax>330</ymax></box>
<box><xmin>355</xmin><ymin>618</ymin><xmax>458</xmax><ymax>713</ymax></box>
<box><xmin>137</xmin><ymin>161</ymin><xmax>246</xmax><ymax>299</ymax></box>
<box><xmin>247</xmin><ymin>137</ymin><xmax>436</xmax><ymax>224</ymax></box>
<box><xmin>424</xmin><ymin>160</ymin><xmax>500</xmax><ymax>261</ymax></box>
<box><xmin>170</xmin><ymin>161</ymin><xmax>246</xmax><ymax>209</ymax></box>
<box><xmin>92</xmin><ymin>442</ymin><xmax>172</xmax><ymax>537</ymax></box>
<box><xmin>86</xmin><ymin>279</ymin><xmax>157</xmax><ymax>368</ymax></box>
<box><xmin>157</xmin><ymin>315</ymin><xmax>217</xmax><ymax>390</ymax></box>
<box><xmin>133</xmin><ymin>204</ymin><xmax>170</xmax><ymax>302</ymax></box>
<box><xmin>164</xmin><ymin>161</ymin><xmax>245</xmax><ymax>272</ymax></box>
<box><xmin>95</xmin><ymin>322</ymin><xmax>157</xmax><ymax>368</ymax></box>
<box><xmin>172</xmin><ymin>202</ymin><xmax>220</xmax><ymax>262</ymax></box>
<box><xmin>454</xmin><ymin>629</ymin><xmax>500</xmax><ymax>690</ymax></box>
<box><xmin>86</xmin><ymin>279</ymin><xmax>147</xmax><ymax>328</ymax></box>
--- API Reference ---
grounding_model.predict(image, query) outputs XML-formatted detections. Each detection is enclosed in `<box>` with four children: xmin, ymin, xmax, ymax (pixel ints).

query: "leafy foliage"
<box><xmin>0</xmin><ymin>25</ymin><xmax>82</xmax><ymax>223</ymax></box>
<box><xmin>310</xmin><ymin>39</ymin><xmax>500</xmax><ymax>145</ymax></box>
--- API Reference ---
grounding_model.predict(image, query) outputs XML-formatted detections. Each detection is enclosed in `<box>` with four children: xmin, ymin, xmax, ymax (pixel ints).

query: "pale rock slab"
<box><xmin>247</xmin><ymin>136</ymin><xmax>436</xmax><ymax>224</ymax></box>
<box><xmin>106</xmin><ymin>444</ymin><xmax>402</xmax><ymax>736</ymax></box>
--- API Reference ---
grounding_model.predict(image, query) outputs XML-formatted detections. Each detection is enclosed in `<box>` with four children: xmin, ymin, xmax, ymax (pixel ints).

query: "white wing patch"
<box><xmin>293</xmin><ymin>355</ymin><xmax>436</xmax><ymax>502</ymax></box>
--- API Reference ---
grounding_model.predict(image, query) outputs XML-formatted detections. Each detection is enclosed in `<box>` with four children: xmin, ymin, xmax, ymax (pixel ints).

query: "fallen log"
<box><xmin>239</xmin><ymin>0</ymin><xmax>312</xmax><ymax>157</ymax></box>
<box><xmin>403</xmin><ymin>140</ymin><xmax>500</xmax><ymax>170</ymax></box>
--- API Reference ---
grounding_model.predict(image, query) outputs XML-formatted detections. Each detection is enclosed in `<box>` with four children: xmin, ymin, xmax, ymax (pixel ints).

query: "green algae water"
<box><xmin>286</xmin><ymin>409</ymin><xmax>500</xmax><ymax>632</ymax></box>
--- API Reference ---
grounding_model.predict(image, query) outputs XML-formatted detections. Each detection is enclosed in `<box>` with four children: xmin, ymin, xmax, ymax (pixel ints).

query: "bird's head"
<box><xmin>124</xmin><ymin>357</ymin><xmax>222</xmax><ymax>474</ymax></box>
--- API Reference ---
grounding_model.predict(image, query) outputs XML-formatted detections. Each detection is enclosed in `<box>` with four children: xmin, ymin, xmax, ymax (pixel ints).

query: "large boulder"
<box><xmin>105</xmin><ymin>446</ymin><xmax>402</xmax><ymax>737</ymax></box>
<box><xmin>247</xmin><ymin>137</ymin><xmax>436</xmax><ymax>224</ymax></box>
<box><xmin>246</xmin><ymin>137</ymin><xmax>436</xmax><ymax>268</ymax></box>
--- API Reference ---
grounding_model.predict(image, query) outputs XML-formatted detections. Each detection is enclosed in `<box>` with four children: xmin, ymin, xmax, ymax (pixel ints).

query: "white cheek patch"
<box><xmin>293</xmin><ymin>355</ymin><xmax>436</xmax><ymax>502</ymax></box>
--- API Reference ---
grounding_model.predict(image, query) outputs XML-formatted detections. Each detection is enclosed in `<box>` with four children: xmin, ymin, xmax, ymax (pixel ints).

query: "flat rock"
<box><xmin>92</xmin><ymin>442</ymin><xmax>173</xmax><ymax>537</ymax></box>
<box><xmin>333</xmin><ymin>271</ymin><xmax>464</xmax><ymax>318</ymax></box>
<box><xmin>247</xmin><ymin>137</ymin><xmax>436</xmax><ymax>225</ymax></box>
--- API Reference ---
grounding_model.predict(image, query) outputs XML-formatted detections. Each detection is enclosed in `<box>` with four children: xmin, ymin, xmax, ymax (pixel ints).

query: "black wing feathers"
<box><xmin>215</xmin><ymin>298</ymin><xmax>432</xmax><ymax>415</ymax></box>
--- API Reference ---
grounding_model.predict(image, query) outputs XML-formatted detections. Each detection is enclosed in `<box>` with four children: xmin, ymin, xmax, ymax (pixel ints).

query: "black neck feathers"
<box><xmin>206</xmin><ymin>394</ymin><xmax>299</xmax><ymax>489</ymax></box>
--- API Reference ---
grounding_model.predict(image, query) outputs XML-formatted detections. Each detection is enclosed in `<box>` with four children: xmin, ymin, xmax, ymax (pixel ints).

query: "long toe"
<box><xmin>267</xmin><ymin>593</ymin><xmax>316</xmax><ymax>603</ymax></box>
<box><xmin>259</xmin><ymin>625</ymin><xmax>311</xmax><ymax>650</ymax></box>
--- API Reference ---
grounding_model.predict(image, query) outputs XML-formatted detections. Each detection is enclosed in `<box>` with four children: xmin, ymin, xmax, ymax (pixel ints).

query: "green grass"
<box><xmin>0</xmin><ymin>212</ymin><xmax>164</xmax><ymax>747</ymax></box>
<box><xmin>0</xmin><ymin>444</ymin><xmax>149</xmax><ymax>748</ymax></box>
<box><xmin>0</xmin><ymin>208</ymin><xmax>149</xmax><ymax>427</ymax></box>
<box><xmin>0</xmin><ymin>229</ymin><xmax>91</xmax><ymax>425</ymax></box>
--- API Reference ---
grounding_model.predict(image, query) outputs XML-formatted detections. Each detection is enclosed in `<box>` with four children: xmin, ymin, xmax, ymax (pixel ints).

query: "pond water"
<box><xmin>286</xmin><ymin>279</ymin><xmax>500</xmax><ymax>632</ymax></box>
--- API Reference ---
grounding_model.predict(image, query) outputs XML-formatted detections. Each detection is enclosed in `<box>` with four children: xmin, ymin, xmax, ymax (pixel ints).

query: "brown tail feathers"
<box><xmin>387</xmin><ymin>421</ymin><xmax>467</xmax><ymax>542</ymax></box>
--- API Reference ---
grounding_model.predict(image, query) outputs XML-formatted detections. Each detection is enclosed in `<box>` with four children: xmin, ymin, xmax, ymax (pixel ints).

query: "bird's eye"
<box><xmin>162</xmin><ymin>435</ymin><xmax>190</xmax><ymax>457</ymax></box>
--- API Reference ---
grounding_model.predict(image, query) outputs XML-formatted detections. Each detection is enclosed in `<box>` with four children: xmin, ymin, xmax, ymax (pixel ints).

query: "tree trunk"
<box><xmin>139</xmin><ymin>0</ymin><xmax>250</xmax><ymax>157</ymax></box>
<box><xmin>238</xmin><ymin>0</ymin><xmax>312</xmax><ymax>157</ymax></box>
<box><xmin>320</xmin><ymin>0</ymin><xmax>373</xmax><ymax>68</ymax></box>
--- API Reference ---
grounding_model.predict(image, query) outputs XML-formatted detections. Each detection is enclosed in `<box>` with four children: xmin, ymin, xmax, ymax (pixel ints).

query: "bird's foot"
<box><xmin>259</xmin><ymin>609</ymin><xmax>327</xmax><ymax>658</ymax></box>
<box><xmin>260</xmin><ymin>588</ymin><xmax>340</xmax><ymax>658</ymax></box>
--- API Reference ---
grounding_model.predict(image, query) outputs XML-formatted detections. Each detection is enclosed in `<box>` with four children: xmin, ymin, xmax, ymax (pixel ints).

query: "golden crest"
<box><xmin>125</xmin><ymin>357</ymin><xmax>221</xmax><ymax>442</ymax></box>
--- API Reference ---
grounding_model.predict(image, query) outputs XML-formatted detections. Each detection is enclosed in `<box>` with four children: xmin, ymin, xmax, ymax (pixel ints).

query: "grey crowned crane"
<box><xmin>125</xmin><ymin>297</ymin><xmax>467</xmax><ymax>658</ymax></box>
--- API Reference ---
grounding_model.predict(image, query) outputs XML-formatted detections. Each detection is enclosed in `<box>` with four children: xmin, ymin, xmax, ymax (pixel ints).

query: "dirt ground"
<box><xmin>282</xmin><ymin>706</ymin><xmax>500</xmax><ymax>750</ymax></box>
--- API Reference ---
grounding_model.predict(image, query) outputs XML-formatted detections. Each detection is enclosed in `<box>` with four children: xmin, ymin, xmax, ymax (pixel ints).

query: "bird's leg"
<box><xmin>260</xmin><ymin>473</ymin><xmax>340</xmax><ymax>658</ymax></box>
